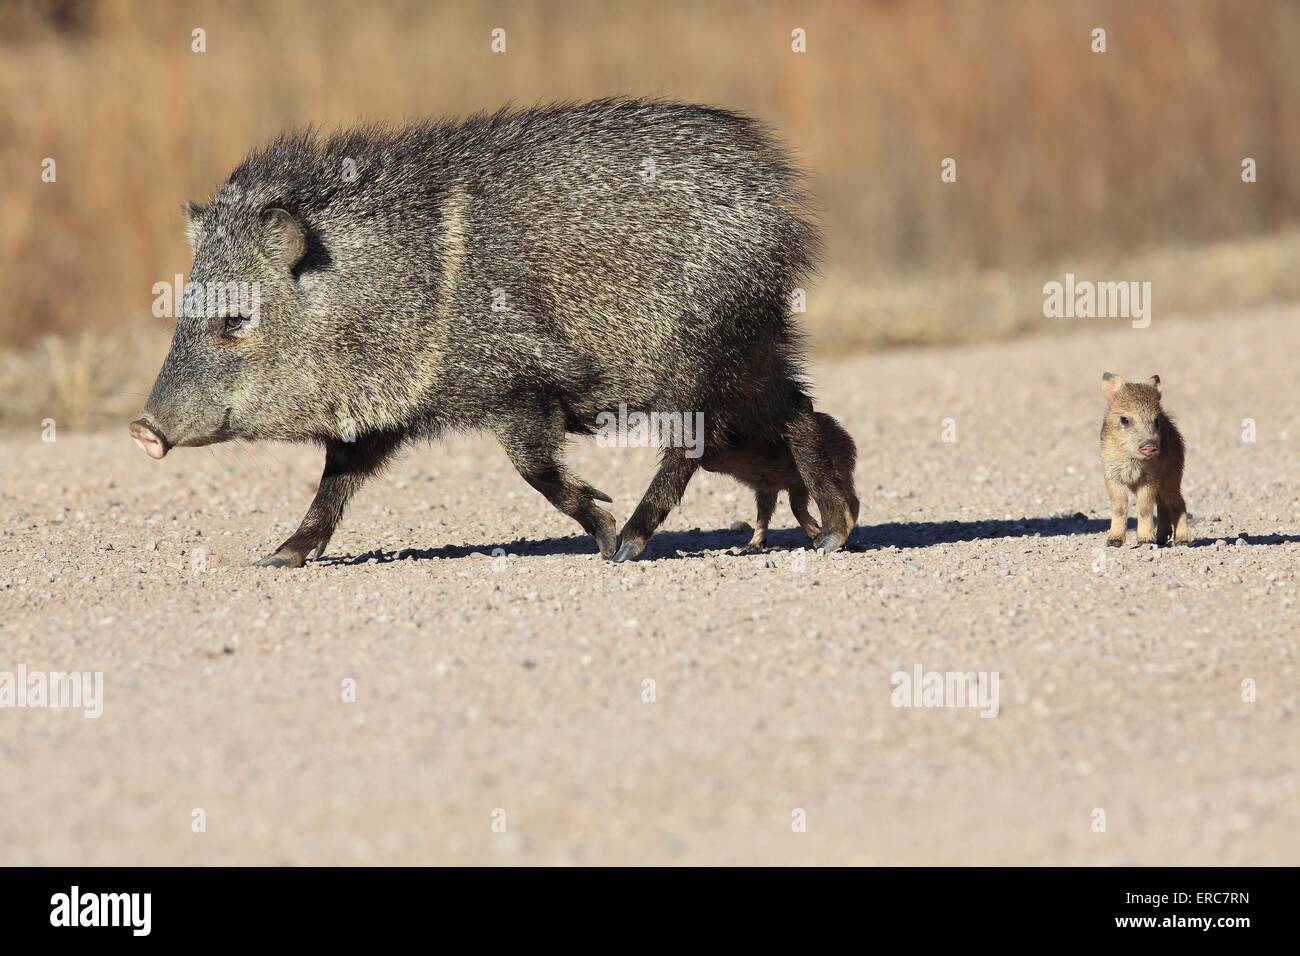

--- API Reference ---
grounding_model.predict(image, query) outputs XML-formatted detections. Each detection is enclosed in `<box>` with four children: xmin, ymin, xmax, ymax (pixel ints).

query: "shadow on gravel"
<box><xmin>854</xmin><ymin>514</ymin><xmax>1108</xmax><ymax>550</ymax></box>
<box><xmin>1217</xmin><ymin>532</ymin><xmax>1300</xmax><ymax>546</ymax></box>
<box><xmin>322</xmin><ymin>527</ymin><xmax>749</xmax><ymax>564</ymax></box>
<box><xmin>319</xmin><ymin>512</ymin><xmax>1300</xmax><ymax>565</ymax></box>
<box><xmin>323</xmin><ymin>512</ymin><xmax>1277</xmax><ymax>564</ymax></box>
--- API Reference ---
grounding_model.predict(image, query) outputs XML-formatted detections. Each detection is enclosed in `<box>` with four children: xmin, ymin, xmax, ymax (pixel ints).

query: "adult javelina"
<box><xmin>131</xmin><ymin>99</ymin><xmax>858</xmax><ymax>565</ymax></box>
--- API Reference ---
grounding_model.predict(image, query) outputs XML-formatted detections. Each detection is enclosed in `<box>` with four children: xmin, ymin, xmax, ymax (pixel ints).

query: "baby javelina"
<box><xmin>1099</xmin><ymin>372</ymin><xmax>1188</xmax><ymax>547</ymax></box>
<box><xmin>704</xmin><ymin>411</ymin><xmax>860</xmax><ymax>553</ymax></box>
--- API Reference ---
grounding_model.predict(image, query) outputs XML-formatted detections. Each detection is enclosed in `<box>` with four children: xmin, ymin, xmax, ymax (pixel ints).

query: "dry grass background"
<box><xmin>1</xmin><ymin>0</ymin><xmax>1298</xmax><ymax>426</ymax></box>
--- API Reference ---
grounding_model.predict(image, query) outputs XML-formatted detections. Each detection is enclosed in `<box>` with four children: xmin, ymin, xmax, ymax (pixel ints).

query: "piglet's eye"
<box><xmin>1119</xmin><ymin>416</ymin><xmax>1130</xmax><ymax>427</ymax></box>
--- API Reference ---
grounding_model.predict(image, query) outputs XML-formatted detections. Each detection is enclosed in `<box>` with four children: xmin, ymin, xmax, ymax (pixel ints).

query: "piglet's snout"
<box><xmin>129</xmin><ymin>418</ymin><xmax>170</xmax><ymax>460</ymax></box>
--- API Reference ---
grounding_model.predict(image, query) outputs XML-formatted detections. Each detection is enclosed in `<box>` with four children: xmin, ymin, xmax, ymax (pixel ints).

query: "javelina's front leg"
<box><xmin>256</xmin><ymin>431</ymin><xmax>403</xmax><ymax>568</ymax></box>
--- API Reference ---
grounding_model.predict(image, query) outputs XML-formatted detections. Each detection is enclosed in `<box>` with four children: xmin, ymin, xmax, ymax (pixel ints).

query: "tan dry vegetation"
<box><xmin>1</xmin><ymin>0</ymin><xmax>1298</xmax><ymax>423</ymax></box>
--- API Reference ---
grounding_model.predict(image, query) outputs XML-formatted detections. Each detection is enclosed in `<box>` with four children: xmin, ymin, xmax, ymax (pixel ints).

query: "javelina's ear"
<box><xmin>1147</xmin><ymin>374</ymin><xmax>1161</xmax><ymax>394</ymax></box>
<box><xmin>182</xmin><ymin>201</ymin><xmax>207</xmax><ymax>248</ymax></box>
<box><xmin>259</xmin><ymin>207</ymin><xmax>306</xmax><ymax>271</ymax></box>
<box><xmin>1101</xmin><ymin>372</ymin><xmax>1125</xmax><ymax>401</ymax></box>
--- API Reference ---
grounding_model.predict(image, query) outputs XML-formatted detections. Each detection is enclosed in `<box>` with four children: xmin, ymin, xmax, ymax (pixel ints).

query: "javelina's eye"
<box><xmin>1119</xmin><ymin>415</ymin><xmax>1130</xmax><ymax>427</ymax></box>
<box><xmin>223</xmin><ymin>315</ymin><xmax>249</xmax><ymax>335</ymax></box>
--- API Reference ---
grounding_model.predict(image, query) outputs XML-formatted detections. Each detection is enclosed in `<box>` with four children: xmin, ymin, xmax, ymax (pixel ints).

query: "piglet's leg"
<box><xmin>1105</xmin><ymin>478</ymin><xmax>1129</xmax><ymax>547</ymax></box>
<box><xmin>741</xmin><ymin>487</ymin><xmax>778</xmax><ymax>554</ymax></box>
<box><xmin>1135</xmin><ymin>483</ymin><xmax>1158</xmax><ymax>546</ymax></box>
<box><xmin>1164</xmin><ymin>489</ymin><xmax>1190</xmax><ymax>546</ymax></box>
<box><xmin>788</xmin><ymin>483</ymin><xmax>821</xmax><ymax>543</ymax></box>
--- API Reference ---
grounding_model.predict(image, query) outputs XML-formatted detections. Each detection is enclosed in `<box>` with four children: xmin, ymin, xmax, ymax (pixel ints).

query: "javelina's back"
<box><xmin>225</xmin><ymin>98</ymin><xmax>818</xmax><ymax>435</ymax></box>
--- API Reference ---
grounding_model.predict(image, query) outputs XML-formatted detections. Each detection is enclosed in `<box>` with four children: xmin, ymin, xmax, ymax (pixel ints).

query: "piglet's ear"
<box><xmin>1147</xmin><ymin>374</ymin><xmax>1161</xmax><ymax>394</ymax></box>
<box><xmin>260</xmin><ymin>207</ymin><xmax>306</xmax><ymax>271</ymax></box>
<box><xmin>1101</xmin><ymin>372</ymin><xmax>1125</xmax><ymax>401</ymax></box>
<box><xmin>183</xmin><ymin>201</ymin><xmax>207</xmax><ymax>248</ymax></box>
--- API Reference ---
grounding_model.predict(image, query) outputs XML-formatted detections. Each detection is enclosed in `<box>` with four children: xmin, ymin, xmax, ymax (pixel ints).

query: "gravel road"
<box><xmin>2</xmin><ymin>306</ymin><xmax>1298</xmax><ymax>865</ymax></box>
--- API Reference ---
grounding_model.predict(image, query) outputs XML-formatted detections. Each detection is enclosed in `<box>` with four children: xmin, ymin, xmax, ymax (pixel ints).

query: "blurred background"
<box><xmin>2</xmin><ymin>0</ymin><xmax>1298</xmax><ymax>425</ymax></box>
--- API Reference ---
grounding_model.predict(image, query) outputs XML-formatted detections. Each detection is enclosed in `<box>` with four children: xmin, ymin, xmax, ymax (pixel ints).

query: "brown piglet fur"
<box><xmin>1099</xmin><ymin>372</ymin><xmax>1189</xmax><ymax>547</ymax></box>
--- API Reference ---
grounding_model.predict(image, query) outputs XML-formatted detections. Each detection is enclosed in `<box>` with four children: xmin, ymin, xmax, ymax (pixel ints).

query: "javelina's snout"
<box><xmin>129</xmin><ymin>417</ymin><xmax>170</xmax><ymax>460</ymax></box>
<box><xmin>134</xmin><ymin>335</ymin><xmax>234</xmax><ymax>453</ymax></box>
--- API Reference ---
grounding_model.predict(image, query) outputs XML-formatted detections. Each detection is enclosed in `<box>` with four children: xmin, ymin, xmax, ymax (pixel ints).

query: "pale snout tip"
<box><xmin>129</xmin><ymin>418</ymin><xmax>169</xmax><ymax>460</ymax></box>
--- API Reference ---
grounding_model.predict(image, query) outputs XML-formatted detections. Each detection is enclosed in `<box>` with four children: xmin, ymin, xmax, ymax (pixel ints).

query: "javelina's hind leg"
<box><xmin>612</xmin><ymin>448</ymin><xmax>699</xmax><ymax>561</ymax></box>
<box><xmin>785</xmin><ymin>403</ymin><xmax>852</xmax><ymax>552</ymax></box>
<box><xmin>256</xmin><ymin>430</ymin><xmax>404</xmax><ymax>568</ymax></box>
<box><xmin>741</xmin><ymin>487</ymin><xmax>778</xmax><ymax>554</ymax></box>
<box><xmin>816</xmin><ymin>411</ymin><xmax>861</xmax><ymax>530</ymax></box>
<box><xmin>496</xmin><ymin>414</ymin><xmax>618</xmax><ymax>558</ymax></box>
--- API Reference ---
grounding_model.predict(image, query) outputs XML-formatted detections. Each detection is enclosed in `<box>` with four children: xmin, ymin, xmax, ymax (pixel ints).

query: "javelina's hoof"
<box><xmin>812</xmin><ymin>530</ymin><xmax>846</xmax><ymax>553</ymax></box>
<box><xmin>1106</xmin><ymin>536</ymin><xmax>1125</xmax><ymax>548</ymax></box>
<box><xmin>255</xmin><ymin>551</ymin><xmax>305</xmax><ymax>569</ymax></box>
<box><xmin>594</xmin><ymin>528</ymin><xmax>619</xmax><ymax>559</ymax></box>
<box><xmin>610</xmin><ymin>540</ymin><xmax>645</xmax><ymax>562</ymax></box>
<box><xmin>584</xmin><ymin>507</ymin><xmax>619</xmax><ymax>558</ymax></box>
